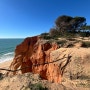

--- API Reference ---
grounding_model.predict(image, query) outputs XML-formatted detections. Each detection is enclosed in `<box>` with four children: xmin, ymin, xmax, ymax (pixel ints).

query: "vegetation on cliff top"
<box><xmin>40</xmin><ymin>15</ymin><xmax>90</xmax><ymax>39</ymax></box>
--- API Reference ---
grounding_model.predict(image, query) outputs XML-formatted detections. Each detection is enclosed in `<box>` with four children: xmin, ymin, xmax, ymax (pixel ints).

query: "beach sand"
<box><xmin>0</xmin><ymin>60</ymin><xmax>12</xmax><ymax>74</ymax></box>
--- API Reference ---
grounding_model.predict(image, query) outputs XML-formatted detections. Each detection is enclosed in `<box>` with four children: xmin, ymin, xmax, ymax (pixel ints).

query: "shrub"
<box><xmin>40</xmin><ymin>33</ymin><xmax>51</xmax><ymax>40</ymax></box>
<box><xmin>49</xmin><ymin>28</ymin><xmax>59</xmax><ymax>37</ymax></box>
<box><xmin>79</xmin><ymin>75</ymin><xmax>90</xmax><ymax>80</ymax></box>
<box><xmin>30</xmin><ymin>83</ymin><xmax>48</xmax><ymax>90</ymax></box>
<box><xmin>63</xmin><ymin>32</ymin><xmax>76</xmax><ymax>38</ymax></box>
<box><xmin>40</xmin><ymin>33</ymin><xmax>49</xmax><ymax>36</ymax></box>
<box><xmin>0</xmin><ymin>73</ymin><xmax>3</xmax><ymax>80</ymax></box>
<box><xmin>67</xmin><ymin>38</ymin><xmax>76</xmax><ymax>41</ymax></box>
<box><xmin>81</xmin><ymin>41</ymin><xmax>90</xmax><ymax>47</ymax></box>
<box><xmin>79</xmin><ymin>32</ymin><xmax>90</xmax><ymax>37</ymax></box>
<box><xmin>57</xmin><ymin>40</ymin><xmax>67</xmax><ymax>47</ymax></box>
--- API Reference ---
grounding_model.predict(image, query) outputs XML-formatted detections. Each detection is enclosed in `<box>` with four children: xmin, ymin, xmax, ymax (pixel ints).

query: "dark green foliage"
<box><xmin>0</xmin><ymin>73</ymin><xmax>3</xmax><ymax>80</ymax></box>
<box><xmin>40</xmin><ymin>33</ymin><xmax>49</xmax><ymax>36</ymax></box>
<box><xmin>63</xmin><ymin>32</ymin><xmax>76</xmax><ymax>38</ymax></box>
<box><xmin>42</xmin><ymin>35</ymin><xmax>52</xmax><ymax>40</ymax></box>
<box><xmin>55</xmin><ymin>15</ymin><xmax>86</xmax><ymax>33</ymax></box>
<box><xmin>57</xmin><ymin>40</ymin><xmax>67</xmax><ymax>47</ymax></box>
<box><xmin>81</xmin><ymin>25</ymin><xmax>90</xmax><ymax>30</ymax></box>
<box><xmin>40</xmin><ymin>15</ymin><xmax>90</xmax><ymax>39</ymax></box>
<box><xmin>67</xmin><ymin>38</ymin><xmax>76</xmax><ymax>41</ymax></box>
<box><xmin>40</xmin><ymin>33</ymin><xmax>51</xmax><ymax>40</ymax></box>
<box><xmin>49</xmin><ymin>28</ymin><xmax>59</xmax><ymax>37</ymax></box>
<box><xmin>79</xmin><ymin>32</ymin><xmax>90</xmax><ymax>37</ymax></box>
<box><xmin>71</xmin><ymin>16</ymin><xmax>86</xmax><ymax>31</ymax></box>
<box><xmin>81</xmin><ymin>41</ymin><xmax>90</xmax><ymax>47</ymax></box>
<box><xmin>30</xmin><ymin>83</ymin><xmax>48</xmax><ymax>90</ymax></box>
<box><xmin>55</xmin><ymin>15</ymin><xmax>73</xmax><ymax>33</ymax></box>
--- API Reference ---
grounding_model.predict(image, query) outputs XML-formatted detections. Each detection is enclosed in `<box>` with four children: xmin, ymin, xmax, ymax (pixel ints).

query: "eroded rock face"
<box><xmin>51</xmin><ymin>48</ymin><xmax>90</xmax><ymax>80</ymax></box>
<box><xmin>8</xmin><ymin>36</ymin><xmax>62</xmax><ymax>83</ymax></box>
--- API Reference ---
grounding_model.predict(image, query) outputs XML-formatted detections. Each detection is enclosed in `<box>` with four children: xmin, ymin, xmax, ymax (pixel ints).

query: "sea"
<box><xmin>0</xmin><ymin>39</ymin><xmax>24</xmax><ymax>63</ymax></box>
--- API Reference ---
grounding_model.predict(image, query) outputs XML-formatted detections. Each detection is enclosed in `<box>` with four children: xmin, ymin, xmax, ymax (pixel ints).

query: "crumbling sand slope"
<box><xmin>0</xmin><ymin>48</ymin><xmax>90</xmax><ymax>90</ymax></box>
<box><xmin>50</xmin><ymin>48</ymin><xmax>90</xmax><ymax>90</ymax></box>
<box><xmin>0</xmin><ymin>72</ymin><xmax>89</xmax><ymax>90</ymax></box>
<box><xmin>0</xmin><ymin>72</ymin><xmax>76</xmax><ymax>90</ymax></box>
<box><xmin>51</xmin><ymin>48</ymin><xmax>90</xmax><ymax>77</ymax></box>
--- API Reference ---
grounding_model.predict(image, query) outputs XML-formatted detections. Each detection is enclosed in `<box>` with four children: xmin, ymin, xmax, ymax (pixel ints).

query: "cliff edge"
<box><xmin>7</xmin><ymin>36</ymin><xmax>90</xmax><ymax>84</ymax></box>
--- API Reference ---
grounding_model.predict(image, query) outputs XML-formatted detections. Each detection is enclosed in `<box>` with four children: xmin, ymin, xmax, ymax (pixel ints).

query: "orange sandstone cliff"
<box><xmin>8</xmin><ymin>36</ymin><xmax>70</xmax><ymax>83</ymax></box>
<box><xmin>7</xmin><ymin>36</ymin><xmax>61</xmax><ymax>82</ymax></box>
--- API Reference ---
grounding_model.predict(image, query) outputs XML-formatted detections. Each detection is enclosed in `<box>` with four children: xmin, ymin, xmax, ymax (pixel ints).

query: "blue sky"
<box><xmin>0</xmin><ymin>0</ymin><xmax>90</xmax><ymax>38</ymax></box>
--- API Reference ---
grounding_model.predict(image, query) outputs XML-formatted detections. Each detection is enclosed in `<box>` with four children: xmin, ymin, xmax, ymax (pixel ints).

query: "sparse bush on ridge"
<box><xmin>79</xmin><ymin>75</ymin><xmax>90</xmax><ymax>80</ymax></box>
<box><xmin>30</xmin><ymin>83</ymin><xmax>48</xmax><ymax>90</ymax></box>
<box><xmin>0</xmin><ymin>73</ymin><xmax>3</xmax><ymax>80</ymax></box>
<box><xmin>40</xmin><ymin>32</ymin><xmax>49</xmax><ymax>36</ymax></box>
<box><xmin>81</xmin><ymin>41</ymin><xmax>90</xmax><ymax>47</ymax></box>
<box><xmin>40</xmin><ymin>32</ymin><xmax>52</xmax><ymax>40</ymax></box>
<box><xmin>40</xmin><ymin>15</ymin><xmax>90</xmax><ymax>40</ymax></box>
<box><xmin>56</xmin><ymin>40</ymin><xmax>67</xmax><ymax>47</ymax></box>
<box><xmin>49</xmin><ymin>28</ymin><xmax>59</xmax><ymax>37</ymax></box>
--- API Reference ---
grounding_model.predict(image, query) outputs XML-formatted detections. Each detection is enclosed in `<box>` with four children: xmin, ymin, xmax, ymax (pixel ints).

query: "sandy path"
<box><xmin>0</xmin><ymin>60</ymin><xmax>12</xmax><ymax>74</ymax></box>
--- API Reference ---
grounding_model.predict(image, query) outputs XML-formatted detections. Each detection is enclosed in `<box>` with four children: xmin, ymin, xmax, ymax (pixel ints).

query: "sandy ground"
<box><xmin>0</xmin><ymin>60</ymin><xmax>12</xmax><ymax>74</ymax></box>
<box><xmin>0</xmin><ymin>48</ymin><xmax>90</xmax><ymax>90</ymax></box>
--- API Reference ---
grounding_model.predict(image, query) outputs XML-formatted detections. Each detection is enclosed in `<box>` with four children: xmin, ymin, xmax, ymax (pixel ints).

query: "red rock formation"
<box><xmin>8</xmin><ymin>36</ymin><xmax>62</xmax><ymax>83</ymax></box>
